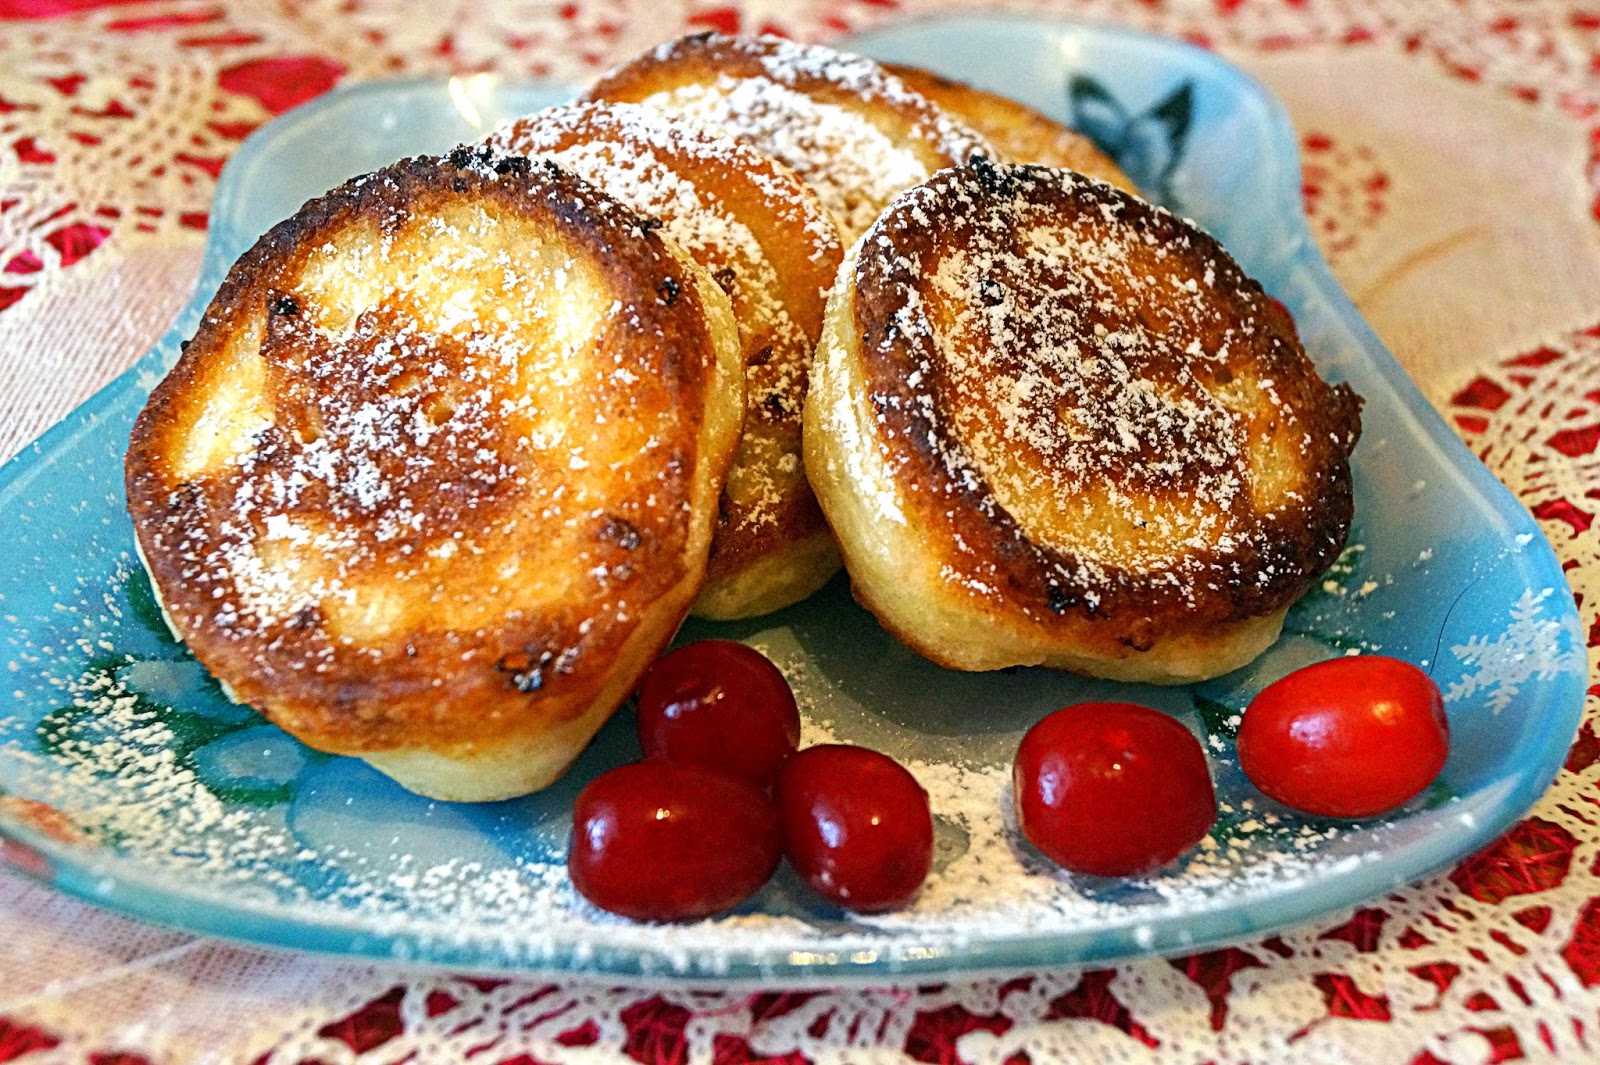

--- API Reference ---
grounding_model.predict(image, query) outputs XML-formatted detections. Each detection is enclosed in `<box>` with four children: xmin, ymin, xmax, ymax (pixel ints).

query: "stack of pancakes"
<box><xmin>125</xmin><ymin>33</ymin><xmax>1360</xmax><ymax>801</ymax></box>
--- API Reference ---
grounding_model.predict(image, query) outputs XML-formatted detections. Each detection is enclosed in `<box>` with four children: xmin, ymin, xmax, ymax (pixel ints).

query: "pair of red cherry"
<box><xmin>569</xmin><ymin>640</ymin><xmax>933</xmax><ymax>921</ymax></box>
<box><xmin>1015</xmin><ymin>656</ymin><xmax>1450</xmax><ymax>877</ymax></box>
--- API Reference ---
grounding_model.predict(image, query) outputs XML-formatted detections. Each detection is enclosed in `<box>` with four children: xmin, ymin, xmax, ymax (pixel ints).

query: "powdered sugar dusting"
<box><xmin>176</xmin><ymin>199</ymin><xmax>611</xmax><ymax>639</ymax></box>
<box><xmin>605</xmin><ymin>34</ymin><xmax>989</xmax><ymax>239</ymax></box>
<box><xmin>646</xmin><ymin>78</ymin><xmax>927</xmax><ymax>240</ymax></box>
<box><xmin>486</xmin><ymin>104</ymin><xmax>829</xmax><ymax>539</ymax></box>
<box><xmin>127</xmin><ymin>154</ymin><xmax>715</xmax><ymax>736</ymax></box>
<box><xmin>762</xmin><ymin>638</ymin><xmax>1379</xmax><ymax>947</ymax></box>
<box><xmin>856</xmin><ymin>163</ymin><xmax>1342</xmax><ymax>612</ymax></box>
<box><xmin>2</xmin><ymin>581</ymin><xmax>1411</xmax><ymax>979</ymax></box>
<box><xmin>926</xmin><ymin>206</ymin><xmax>1246</xmax><ymax>566</ymax></box>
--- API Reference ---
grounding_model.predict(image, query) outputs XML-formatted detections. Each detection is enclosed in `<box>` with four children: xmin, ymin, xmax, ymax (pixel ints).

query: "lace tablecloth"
<box><xmin>4</xmin><ymin>0</ymin><xmax>1600</xmax><ymax>1062</ymax></box>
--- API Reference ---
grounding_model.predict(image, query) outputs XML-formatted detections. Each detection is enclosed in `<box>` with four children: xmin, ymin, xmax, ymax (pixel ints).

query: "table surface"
<box><xmin>3</xmin><ymin>1</ymin><xmax>1600</xmax><ymax>1063</ymax></box>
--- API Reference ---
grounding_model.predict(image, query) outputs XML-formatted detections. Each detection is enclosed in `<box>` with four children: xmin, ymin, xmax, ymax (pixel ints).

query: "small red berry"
<box><xmin>636</xmin><ymin>640</ymin><xmax>800</xmax><ymax>788</ymax></box>
<box><xmin>569</xmin><ymin>761</ymin><xmax>781</xmax><ymax>921</ymax></box>
<box><xmin>777</xmin><ymin>744</ymin><xmax>933</xmax><ymax>912</ymax></box>
<box><xmin>1013</xmin><ymin>702</ymin><xmax>1216</xmax><ymax>877</ymax></box>
<box><xmin>1238</xmin><ymin>655</ymin><xmax>1448</xmax><ymax>818</ymax></box>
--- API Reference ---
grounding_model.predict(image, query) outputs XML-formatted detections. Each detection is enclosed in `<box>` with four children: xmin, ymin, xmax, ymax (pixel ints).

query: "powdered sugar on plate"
<box><xmin>0</xmin><ymin>558</ymin><xmax>1447</xmax><ymax>981</ymax></box>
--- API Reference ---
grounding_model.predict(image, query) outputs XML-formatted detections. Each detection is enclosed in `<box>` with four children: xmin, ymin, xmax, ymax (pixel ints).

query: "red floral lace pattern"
<box><xmin>2</xmin><ymin>1</ymin><xmax>1600</xmax><ymax>1063</ymax></box>
<box><xmin>1299</xmin><ymin>130</ymin><xmax>1389</xmax><ymax>265</ymax></box>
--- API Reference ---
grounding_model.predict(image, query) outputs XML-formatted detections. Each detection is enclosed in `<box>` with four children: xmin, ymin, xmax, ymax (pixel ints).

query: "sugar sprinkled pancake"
<box><xmin>488</xmin><ymin>102</ymin><xmax>844</xmax><ymax>619</ymax></box>
<box><xmin>804</xmin><ymin>160</ymin><xmax>1361</xmax><ymax>682</ymax></box>
<box><xmin>587</xmin><ymin>32</ymin><xmax>991</xmax><ymax>240</ymax></box>
<box><xmin>125</xmin><ymin>149</ymin><xmax>744</xmax><ymax>800</ymax></box>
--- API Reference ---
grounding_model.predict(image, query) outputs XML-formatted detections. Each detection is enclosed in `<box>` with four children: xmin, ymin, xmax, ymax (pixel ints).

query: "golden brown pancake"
<box><xmin>804</xmin><ymin>160</ymin><xmax>1361</xmax><ymax>682</ymax></box>
<box><xmin>125</xmin><ymin>149</ymin><xmax>744</xmax><ymax>800</ymax></box>
<box><xmin>882</xmin><ymin>63</ymin><xmax>1137</xmax><ymax>194</ymax></box>
<box><xmin>585</xmin><ymin>32</ymin><xmax>992</xmax><ymax>240</ymax></box>
<box><xmin>486</xmin><ymin>102</ymin><xmax>845</xmax><ymax>619</ymax></box>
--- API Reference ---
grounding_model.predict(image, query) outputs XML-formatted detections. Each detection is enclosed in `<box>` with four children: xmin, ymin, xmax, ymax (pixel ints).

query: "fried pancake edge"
<box><xmin>804</xmin><ymin>168</ymin><xmax>1360</xmax><ymax>683</ymax></box>
<box><xmin>126</xmin><ymin>153</ymin><xmax>745</xmax><ymax>801</ymax></box>
<box><xmin>486</xmin><ymin>102</ymin><xmax>845</xmax><ymax>620</ymax></box>
<box><xmin>691</xmin><ymin>528</ymin><xmax>843</xmax><ymax>620</ymax></box>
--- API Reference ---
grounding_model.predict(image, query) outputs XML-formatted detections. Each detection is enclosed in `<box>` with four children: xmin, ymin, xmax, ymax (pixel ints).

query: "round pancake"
<box><xmin>125</xmin><ymin>148</ymin><xmax>745</xmax><ymax>801</ymax></box>
<box><xmin>804</xmin><ymin>160</ymin><xmax>1362</xmax><ymax>682</ymax></box>
<box><xmin>486</xmin><ymin>102</ymin><xmax>844</xmax><ymax>619</ymax></box>
<box><xmin>585</xmin><ymin>32</ymin><xmax>992</xmax><ymax>240</ymax></box>
<box><xmin>882</xmin><ymin>63</ymin><xmax>1138</xmax><ymax>194</ymax></box>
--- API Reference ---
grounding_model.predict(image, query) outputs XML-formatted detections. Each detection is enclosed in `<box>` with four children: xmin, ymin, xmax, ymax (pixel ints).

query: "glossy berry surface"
<box><xmin>568</xmin><ymin>761</ymin><xmax>781</xmax><ymax>921</ymax></box>
<box><xmin>636</xmin><ymin>640</ymin><xmax>800</xmax><ymax>789</ymax></box>
<box><xmin>777</xmin><ymin>744</ymin><xmax>934</xmax><ymax>913</ymax></box>
<box><xmin>1013</xmin><ymin>702</ymin><xmax>1216</xmax><ymax>877</ymax></box>
<box><xmin>1238</xmin><ymin>655</ymin><xmax>1449</xmax><ymax>818</ymax></box>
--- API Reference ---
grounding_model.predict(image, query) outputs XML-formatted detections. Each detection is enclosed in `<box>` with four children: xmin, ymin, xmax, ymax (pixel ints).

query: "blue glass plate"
<box><xmin>0</xmin><ymin>16</ymin><xmax>1585</xmax><ymax>984</ymax></box>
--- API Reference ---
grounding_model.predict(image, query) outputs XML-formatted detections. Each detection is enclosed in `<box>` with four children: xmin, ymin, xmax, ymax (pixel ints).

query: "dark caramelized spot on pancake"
<box><xmin>285</xmin><ymin>604</ymin><xmax>320</xmax><ymax>630</ymax></box>
<box><xmin>969</xmin><ymin>154</ymin><xmax>1013</xmax><ymax>195</ymax></box>
<box><xmin>1122</xmin><ymin>617</ymin><xmax>1157</xmax><ymax>652</ymax></box>
<box><xmin>851</xmin><ymin>162</ymin><xmax>1360</xmax><ymax>638</ymax></box>
<box><xmin>1045</xmin><ymin>583</ymin><xmax>1078</xmax><ymax>614</ymax></box>
<box><xmin>498</xmin><ymin>651</ymin><xmax>546</xmax><ymax>693</ymax></box>
<box><xmin>446</xmin><ymin>143</ymin><xmax>496</xmax><ymax>170</ymax></box>
<box><xmin>657</xmin><ymin>275</ymin><xmax>681</xmax><ymax>304</ymax></box>
<box><xmin>167</xmin><ymin>481</ymin><xmax>202</xmax><ymax>511</ymax></box>
<box><xmin>600</xmin><ymin>515</ymin><xmax>642</xmax><ymax>550</ymax></box>
<box><xmin>269</xmin><ymin>294</ymin><xmax>300</xmax><ymax>317</ymax></box>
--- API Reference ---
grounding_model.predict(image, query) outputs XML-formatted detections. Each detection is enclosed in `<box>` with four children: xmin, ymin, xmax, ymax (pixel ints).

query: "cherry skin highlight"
<box><xmin>778</xmin><ymin>744</ymin><xmax>934</xmax><ymax>912</ymax></box>
<box><xmin>636</xmin><ymin>639</ymin><xmax>800</xmax><ymax>789</ymax></box>
<box><xmin>1013</xmin><ymin>702</ymin><xmax>1217</xmax><ymax>877</ymax></box>
<box><xmin>569</xmin><ymin>761</ymin><xmax>781</xmax><ymax>921</ymax></box>
<box><xmin>1237</xmin><ymin>655</ymin><xmax>1448</xmax><ymax>818</ymax></box>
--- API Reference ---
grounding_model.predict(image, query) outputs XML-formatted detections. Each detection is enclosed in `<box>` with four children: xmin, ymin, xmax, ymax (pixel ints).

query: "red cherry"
<box><xmin>568</xmin><ymin>761</ymin><xmax>781</xmax><ymax>921</ymax></box>
<box><xmin>1237</xmin><ymin>655</ymin><xmax>1448</xmax><ymax>818</ymax></box>
<box><xmin>636</xmin><ymin>640</ymin><xmax>801</xmax><ymax>789</ymax></box>
<box><xmin>1013</xmin><ymin>702</ymin><xmax>1217</xmax><ymax>877</ymax></box>
<box><xmin>777</xmin><ymin>744</ymin><xmax>933</xmax><ymax>912</ymax></box>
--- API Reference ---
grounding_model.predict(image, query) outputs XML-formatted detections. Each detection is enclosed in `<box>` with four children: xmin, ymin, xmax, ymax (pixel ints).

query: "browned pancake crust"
<box><xmin>126</xmin><ymin>150</ymin><xmax>730</xmax><ymax>757</ymax></box>
<box><xmin>883</xmin><ymin>63</ymin><xmax>1137</xmax><ymax>194</ymax></box>
<box><xmin>850</xmin><ymin>161</ymin><xmax>1361</xmax><ymax>660</ymax></box>
<box><xmin>585</xmin><ymin>32</ymin><xmax>991</xmax><ymax>238</ymax></box>
<box><xmin>486</xmin><ymin>103</ymin><xmax>843</xmax><ymax>610</ymax></box>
